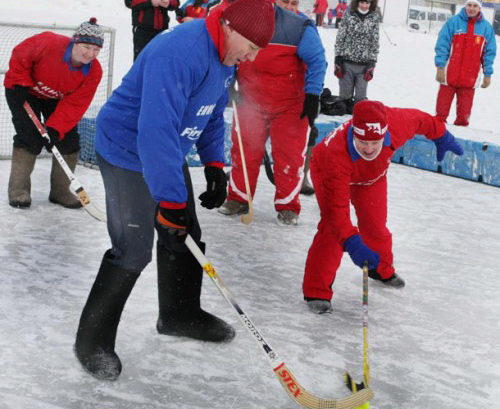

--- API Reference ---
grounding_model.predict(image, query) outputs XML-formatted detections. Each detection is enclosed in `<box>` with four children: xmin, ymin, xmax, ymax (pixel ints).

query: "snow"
<box><xmin>0</xmin><ymin>1</ymin><xmax>499</xmax><ymax>408</ymax></box>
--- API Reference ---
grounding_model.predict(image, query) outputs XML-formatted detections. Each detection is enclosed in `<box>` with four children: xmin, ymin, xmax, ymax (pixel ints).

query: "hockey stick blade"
<box><xmin>185</xmin><ymin>235</ymin><xmax>374</xmax><ymax>409</ymax></box>
<box><xmin>23</xmin><ymin>102</ymin><xmax>107</xmax><ymax>222</ymax></box>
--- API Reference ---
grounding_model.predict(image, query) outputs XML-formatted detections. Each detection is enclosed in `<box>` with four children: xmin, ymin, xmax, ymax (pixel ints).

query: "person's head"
<box><xmin>71</xmin><ymin>17</ymin><xmax>104</xmax><ymax>66</ymax></box>
<box><xmin>351</xmin><ymin>100</ymin><xmax>388</xmax><ymax>161</ymax></box>
<box><xmin>350</xmin><ymin>0</ymin><xmax>378</xmax><ymax>14</ymax></box>
<box><xmin>220</xmin><ymin>0</ymin><xmax>275</xmax><ymax>66</ymax></box>
<box><xmin>464</xmin><ymin>0</ymin><xmax>481</xmax><ymax>18</ymax></box>
<box><xmin>276</xmin><ymin>0</ymin><xmax>300</xmax><ymax>13</ymax></box>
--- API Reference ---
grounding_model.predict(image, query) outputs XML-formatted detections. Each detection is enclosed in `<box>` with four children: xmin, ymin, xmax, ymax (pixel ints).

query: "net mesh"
<box><xmin>0</xmin><ymin>21</ymin><xmax>115</xmax><ymax>164</ymax></box>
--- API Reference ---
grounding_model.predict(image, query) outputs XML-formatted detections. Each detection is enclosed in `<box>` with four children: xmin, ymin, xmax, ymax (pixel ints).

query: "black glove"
<box><xmin>156</xmin><ymin>204</ymin><xmax>189</xmax><ymax>240</ymax></box>
<box><xmin>364</xmin><ymin>62</ymin><xmax>376</xmax><ymax>82</ymax></box>
<box><xmin>300</xmin><ymin>94</ymin><xmax>320</xmax><ymax>127</ymax></box>
<box><xmin>12</xmin><ymin>85</ymin><xmax>30</xmax><ymax>106</ymax></box>
<box><xmin>46</xmin><ymin>127</ymin><xmax>61</xmax><ymax>150</ymax></box>
<box><xmin>308</xmin><ymin>125</ymin><xmax>319</xmax><ymax>147</ymax></box>
<box><xmin>334</xmin><ymin>56</ymin><xmax>345</xmax><ymax>79</ymax></box>
<box><xmin>198</xmin><ymin>166</ymin><xmax>227</xmax><ymax>209</ymax></box>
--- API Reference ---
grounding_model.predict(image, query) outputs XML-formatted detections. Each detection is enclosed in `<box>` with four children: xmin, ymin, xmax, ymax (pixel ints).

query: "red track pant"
<box><xmin>227</xmin><ymin>100</ymin><xmax>309</xmax><ymax>214</ymax></box>
<box><xmin>303</xmin><ymin>163</ymin><xmax>395</xmax><ymax>301</ymax></box>
<box><xmin>436</xmin><ymin>84</ymin><xmax>475</xmax><ymax>126</ymax></box>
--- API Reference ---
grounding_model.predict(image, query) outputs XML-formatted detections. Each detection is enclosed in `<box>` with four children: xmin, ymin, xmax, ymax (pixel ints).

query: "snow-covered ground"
<box><xmin>0</xmin><ymin>159</ymin><xmax>499</xmax><ymax>409</ymax></box>
<box><xmin>0</xmin><ymin>1</ymin><xmax>499</xmax><ymax>408</ymax></box>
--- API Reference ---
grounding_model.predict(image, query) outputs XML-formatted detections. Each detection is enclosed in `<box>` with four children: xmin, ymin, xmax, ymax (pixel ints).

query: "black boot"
<box><xmin>75</xmin><ymin>251</ymin><xmax>140</xmax><ymax>380</ymax></box>
<box><xmin>156</xmin><ymin>242</ymin><xmax>235</xmax><ymax>343</ymax></box>
<box><xmin>368</xmin><ymin>269</ymin><xmax>405</xmax><ymax>288</ymax></box>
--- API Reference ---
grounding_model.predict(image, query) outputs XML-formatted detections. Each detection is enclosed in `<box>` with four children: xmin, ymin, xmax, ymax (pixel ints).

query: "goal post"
<box><xmin>0</xmin><ymin>21</ymin><xmax>115</xmax><ymax>165</ymax></box>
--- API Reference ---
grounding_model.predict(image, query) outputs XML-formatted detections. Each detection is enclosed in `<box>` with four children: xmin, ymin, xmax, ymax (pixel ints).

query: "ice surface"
<box><xmin>0</xmin><ymin>158</ymin><xmax>498</xmax><ymax>409</ymax></box>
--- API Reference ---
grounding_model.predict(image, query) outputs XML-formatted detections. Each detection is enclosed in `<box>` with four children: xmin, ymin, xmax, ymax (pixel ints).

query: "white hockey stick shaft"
<box><xmin>23</xmin><ymin>102</ymin><xmax>107</xmax><ymax>222</ymax></box>
<box><xmin>232</xmin><ymin>100</ymin><xmax>254</xmax><ymax>225</ymax></box>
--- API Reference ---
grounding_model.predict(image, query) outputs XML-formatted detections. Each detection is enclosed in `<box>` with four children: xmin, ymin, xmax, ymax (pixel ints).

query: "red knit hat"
<box><xmin>352</xmin><ymin>100</ymin><xmax>389</xmax><ymax>141</ymax></box>
<box><xmin>221</xmin><ymin>0</ymin><xmax>275</xmax><ymax>48</ymax></box>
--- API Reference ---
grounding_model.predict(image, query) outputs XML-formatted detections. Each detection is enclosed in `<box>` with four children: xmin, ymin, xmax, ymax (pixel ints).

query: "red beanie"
<box><xmin>352</xmin><ymin>100</ymin><xmax>389</xmax><ymax>141</ymax></box>
<box><xmin>221</xmin><ymin>0</ymin><xmax>275</xmax><ymax>48</ymax></box>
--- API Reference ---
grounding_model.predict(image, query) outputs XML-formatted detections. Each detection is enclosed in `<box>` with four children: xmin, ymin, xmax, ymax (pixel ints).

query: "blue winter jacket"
<box><xmin>435</xmin><ymin>8</ymin><xmax>496</xmax><ymax>87</ymax></box>
<box><xmin>95</xmin><ymin>20</ymin><xmax>233</xmax><ymax>205</ymax></box>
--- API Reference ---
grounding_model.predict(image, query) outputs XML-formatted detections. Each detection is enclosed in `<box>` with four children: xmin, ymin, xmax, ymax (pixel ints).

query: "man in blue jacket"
<box><xmin>75</xmin><ymin>0</ymin><xmax>275</xmax><ymax>381</ymax></box>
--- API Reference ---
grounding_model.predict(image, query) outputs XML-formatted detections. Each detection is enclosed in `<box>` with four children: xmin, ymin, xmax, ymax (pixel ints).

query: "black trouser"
<box><xmin>5</xmin><ymin>88</ymin><xmax>80</xmax><ymax>155</ymax></box>
<box><xmin>132</xmin><ymin>26</ymin><xmax>162</xmax><ymax>60</ymax></box>
<box><xmin>97</xmin><ymin>153</ymin><xmax>202</xmax><ymax>272</ymax></box>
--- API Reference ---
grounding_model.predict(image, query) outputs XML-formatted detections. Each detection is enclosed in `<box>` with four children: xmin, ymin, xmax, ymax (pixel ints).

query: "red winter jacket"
<box><xmin>313</xmin><ymin>0</ymin><xmax>328</xmax><ymax>15</ymax></box>
<box><xmin>125</xmin><ymin>0</ymin><xmax>180</xmax><ymax>30</ymax></box>
<box><xmin>4</xmin><ymin>32</ymin><xmax>102</xmax><ymax>138</ymax></box>
<box><xmin>336</xmin><ymin>3</ymin><xmax>347</xmax><ymax>19</ymax></box>
<box><xmin>311</xmin><ymin>108</ymin><xmax>446</xmax><ymax>243</ymax></box>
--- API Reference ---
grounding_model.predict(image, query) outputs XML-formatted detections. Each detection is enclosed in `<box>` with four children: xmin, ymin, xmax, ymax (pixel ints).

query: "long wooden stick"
<box><xmin>232</xmin><ymin>100</ymin><xmax>254</xmax><ymax>225</ymax></box>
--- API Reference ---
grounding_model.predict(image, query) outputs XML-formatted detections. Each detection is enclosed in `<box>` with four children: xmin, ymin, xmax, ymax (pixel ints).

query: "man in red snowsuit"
<box><xmin>220</xmin><ymin>3</ymin><xmax>327</xmax><ymax>225</ymax></box>
<box><xmin>303</xmin><ymin>100</ymin><xmax>464</xmax><ymax>314</ymax></box>
<box><xmin>4</xmin><ymin>18</ymin><xmax>104</xmax><ymax>209</ymax></box>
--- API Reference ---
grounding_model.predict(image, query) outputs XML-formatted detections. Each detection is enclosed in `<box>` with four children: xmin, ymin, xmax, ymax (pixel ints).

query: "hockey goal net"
<box><xmin>0</xmin><ymin>21</ymin><xmax>115</xmax><ymax>165</ymax></box>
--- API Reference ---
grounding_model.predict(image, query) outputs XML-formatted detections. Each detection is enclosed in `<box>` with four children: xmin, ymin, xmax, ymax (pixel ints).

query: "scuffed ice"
<box><xmin>0</xmin><ymin>158</ymin><xmax>498</xmax><ymax>408</ymax></box>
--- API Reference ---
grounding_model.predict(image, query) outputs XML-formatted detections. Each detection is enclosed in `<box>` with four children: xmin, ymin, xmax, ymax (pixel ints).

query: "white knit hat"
<box><xmin>73</xmin><ymin>17</ymin><xmax>104</xmax><ymax>48</ymax></box>
<box><xmin>465</xmin><ymin>0</ymin><xmax>482</xmax><ymax>8</ymax></box>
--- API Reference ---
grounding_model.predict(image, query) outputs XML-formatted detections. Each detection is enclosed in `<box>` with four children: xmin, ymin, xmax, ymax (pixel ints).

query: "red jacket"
<box><xmin>4</xmin><ymin>32</ymin><xmax>102</xmax><ymax>137</ymax></box>
<box><xmin>125</xmin><ymin>0</ymin><xmax>180</xmax><ymax>30</ymax></box>
<box><xmin>336</xmin><ymin>3</ymin><xmax>347</xmax><ymax>19</ymax></box>
<box><xmin>311</xmin><ymin>108</ymin><xmax>446</xmax><ymax>243</ymax></box>
<box><xmin>313</xmin><ymin>0</ymin><xmax>328</xmax><ymax>15</ymax></box>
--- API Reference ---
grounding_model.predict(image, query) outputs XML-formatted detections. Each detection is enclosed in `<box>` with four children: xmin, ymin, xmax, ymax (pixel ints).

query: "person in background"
<box><xmin>303</xmin><ymin>100</ymin><xmax>464</xmax><ymax>314</ymax></box>
<box><xmin>125</xmin><ymin>0</ymin><xmax>180</xmax><ymax>60</ymax></box>
<box><xmin>4</xmin><ymin>18</ymin><xmax>104</xmax><ymax>209</ymax></box>
<box><xmin>177</xmin><ymin>0</ymin><xmax>210</xmax><ymax>23</ymax></box>
<box><xmin>335</xmin><ymin>0</ymin><xmax>348</xmax><ymax>28</ymax></box>
<box><xmin>313</xmin><ymin>0</ymin><xmax>329</xmax><ymax>27</ymax></box>
<box><xmin>327</xmin><ymin>8</ymin><xmax>335</xmax><ymax>25</ymax></box>
<box><xmin>277</xmin><ymin>0</ymin><xmax>319</xmax><ymax>197</ymax></box>
<box><xmin>334</xmin><ymin>0</ymin><xmax>380</xmax><ymax>112</ymax></box>
<box><xmin>434</xmin><ymin>0</ymin><xmax>496</xmax><ymax>126</ymax></box>
<box><xmin>74</xmin><ymin>0</ymin><xmax>275</xmax><ymax>381</ymax></box>
<box><xmin>219</xmin><ymin>0</ymin><xmax>327</xmax><ymax>225</ymax></box>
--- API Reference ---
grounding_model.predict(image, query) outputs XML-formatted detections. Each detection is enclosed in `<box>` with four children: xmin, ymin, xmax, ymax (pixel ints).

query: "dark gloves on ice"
<box><xmin>344</xmin><ymin>234</ymin><xmax>380</xmax><ymax>270</ymax></box>
<box><xmin>308</xmin><ymin>125</ymin><xmax>319</xmax><ymax>147</ymax></box>
<box><xmin>364</xmin><ymin>62</ymin><xmax>376</xmax><ymax>82</ymax></box>
<box><xmin>334</xmin><ymin>56</ymin><xmax>345</xmax><ymax>79</ymax></box>
<box><xmin>300</xmin><ymin>94</ymin><xmax>320</xmax><ymax>127</ymax></box>
<box><xmin>198</xmin><ymin>166</ymin><xmax>227</xmax><ymax>209</ymax></box>
<box><xmin>12</xmin><ymin>85</ymin><xmax>30</xmax><ymax>106</ymax></box>
<box><xmin>46</xmin><ymin>127</ymin><xmax>62</xmax><ymax>150</ymax></box>
<box><xmin>157</xmin><ymin>203</ymin><xmax>189</xmax><ymax>239</ymax></box>
<box><xmin>433</xmin><ymin>130</ymin><xmax>464</xmax><ymax>162</ymax></box>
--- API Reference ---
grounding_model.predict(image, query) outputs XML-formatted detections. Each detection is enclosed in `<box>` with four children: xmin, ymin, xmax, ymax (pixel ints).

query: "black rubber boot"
<box><xmin>156</xmin><ymin>242</ymin><xmax>235</xmax><ymax>343</ymax></box>
<box><xmin>368</xmin><ymin>269</ymin><xmax>406</xmax><ymax>288</ymax></box>
<box><xmin>75</xmin><ymin>251</ymin><xmax>140</xmax><ymax>380</ymax></box>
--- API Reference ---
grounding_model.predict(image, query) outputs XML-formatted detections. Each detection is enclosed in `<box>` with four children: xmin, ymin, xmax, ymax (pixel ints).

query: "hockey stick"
<box><xmin>344</xmin><ymin>262</ymin><xmax>371</xmax><ymax>409</ymax></box>
<box><xmin>185</xmin><ymin>235</ymin><xmax>374</xmax><ymax>409</ymax></box>
<box><xmin>381</xmin><ymin>25</ymin><xmax>397</xmax><ymax>46</ymax></box>
<box><xmin>24</xmin><ymin>102</ymin><xmax>107</xmax><ymax>222</ymax></box>
<box><xmin>232</xmin><ymin>100</ymin><xmax>254</xmax><ymax>225</ymax></box>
